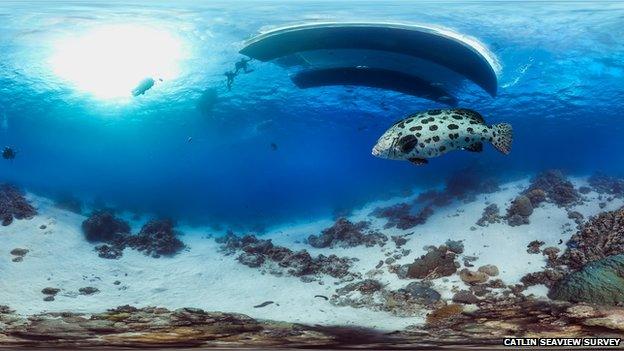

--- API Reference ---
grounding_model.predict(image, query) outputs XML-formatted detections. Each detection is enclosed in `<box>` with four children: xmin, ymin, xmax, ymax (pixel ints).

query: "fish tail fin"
<box><xmin>491</xmin><ymin>123</ymin><xmax>513</xmax><ymax>155</ymax></box>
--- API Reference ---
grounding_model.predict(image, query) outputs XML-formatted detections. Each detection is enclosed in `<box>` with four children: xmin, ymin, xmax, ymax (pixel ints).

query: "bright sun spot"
<box><xmin>49</xmin><ymin>24</ymin><xmax>185</xmax><ymax>100</ymax></box>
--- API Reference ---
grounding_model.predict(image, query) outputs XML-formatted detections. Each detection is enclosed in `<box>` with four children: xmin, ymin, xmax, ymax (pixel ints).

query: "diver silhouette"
<box><xmin>2</xmin><ymin>146</ymin><xmax>16</xmax><ymax>161</ymax></box>
<box><xmin>224</xmin><ymin>70</ymin><xmax>237</xmax><ymax>91</ymax></box>
<box><xmin>234</xmin><ymin>58</ymin><xmax>253</xmax><ymax>74</ymax></box>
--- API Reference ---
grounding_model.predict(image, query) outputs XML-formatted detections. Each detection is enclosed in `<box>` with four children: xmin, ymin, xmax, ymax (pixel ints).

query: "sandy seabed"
<box><xmin>1</xmin><ymin>175</ymin><xmax>624</xmax><ymax>348</ymax></box>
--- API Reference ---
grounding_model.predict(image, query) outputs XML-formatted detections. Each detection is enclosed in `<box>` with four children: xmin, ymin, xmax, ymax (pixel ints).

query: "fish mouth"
<box><xmin>371</xmin><ymin>146</ymin><xmax>380</xmax><ymax>157</ymax></box>
<box><xmin>371</xmin><ymin>145</ymin><xmax>385</xmax><ymax>158</ymax></box>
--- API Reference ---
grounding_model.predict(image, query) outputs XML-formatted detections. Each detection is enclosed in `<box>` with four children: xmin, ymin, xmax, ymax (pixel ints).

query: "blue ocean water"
<box><xmin>0</xmin><ymin>0</ymin><xmax>623</xmax><ymax>229</ymax></box>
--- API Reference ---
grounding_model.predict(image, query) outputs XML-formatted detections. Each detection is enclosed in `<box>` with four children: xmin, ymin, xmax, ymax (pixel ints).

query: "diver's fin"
<box><xmin>491</xmin><ymin>123</ymin><xmax>513</xmax><ymax>155</ymax></box>
<box><xmin>464</xmin><ymin>142</ymin><xmax>483</xmax><ymax>152</ymax></box>
<box><xmin>408</xmin><ymin>157</ymin><xmax>428</xmax><ymax>165</ymax></box>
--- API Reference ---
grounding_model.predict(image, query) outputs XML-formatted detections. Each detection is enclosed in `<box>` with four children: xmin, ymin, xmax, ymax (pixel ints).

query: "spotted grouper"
<box><xmin>372</xmin><ymin>108</ymin><xmax>512</xmax><ymax>165</ymax></box>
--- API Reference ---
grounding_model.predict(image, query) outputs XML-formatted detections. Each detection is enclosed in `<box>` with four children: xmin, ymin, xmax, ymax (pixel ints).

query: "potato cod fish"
<box><xmin>372</xmin><ymin>108</ymin><xmax>512</xmax><ymax>165</ymax></box>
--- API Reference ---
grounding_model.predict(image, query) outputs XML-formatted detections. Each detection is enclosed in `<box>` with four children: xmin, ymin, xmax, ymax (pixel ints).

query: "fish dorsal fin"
<box><xmin>451</xmin><ymin>109</ymin><xmax>485</xmax><ymax>124</ymax></box>
<box><xmin>390</xmin><ymin>112</ymin><xmax>428</xmax><ymax>127</ymax></box>
<box><xmin>464</xmin><ymin>142</ymin><xmax>483</xmax><ymax>152</ymax></box>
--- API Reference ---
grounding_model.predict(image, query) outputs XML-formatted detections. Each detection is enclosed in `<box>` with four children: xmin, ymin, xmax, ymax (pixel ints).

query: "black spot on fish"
<box><xmin>467</xmin><ymin>127</ymin><xmax>474</xmax><ymax>133</ymax></box>
<box><xmin>419</xmin><ymin>143</ymin><xmax>425</xmax><ymax>148</ymax></box>
<box><xmin>429</xmin><ymin>125</ymin><xmax>438</xmax><ymax>131</ymax></box>
<box><xmin>428</xmin><ymin>110</ymin><xmax>442</xmax><ymax>115</ymax></box>
<box><xmin>454</xmin><ymin>133</ymin><xmax>459</xmax><ymax>138</ymax></box>
<box><xmin>481</xmin><ymin>137</ymin><xmax>486</xmax><ymax>141</ymax></box>
<box><xmin>439</xmin><ymin>146</ymin><xmax>446</xmax><ymax>151</ymax></box>
<box><xmin>493</xmin><ymin>132</ymin><xmax>496</xmax><ymax>137</ymax></box>
<box><xmin>398</xmin><ymin>135</ymin><xmax>418</xmax><ymax>153</ymax></box>
<box><xmin>416</xmin><ymin>133</ymin><xmax>421</xmax><ymax>137</ymax></box>
<box><xmin>415</xmin><ymin>125</ymin><xmax>422</xmax><ymax>131</ymax></box>
<box><xmin>405</xmin><ymin>118</ymin><xmax>413</xmax><ymax>123</ymax></box>
<box><xmin>452</xmin><ymin>115</ymin><xmax>462</xmax><ymax>120</ymax></box>
<box><xmin>397</xmin><ymin>122</ymin><xmax>405</xmax><ymax>129</ymax></box>
<box><xmin>465</xmin><ymin>137</ymin><xmax>470</xmax><ymax>142</ymax></box>
<box><xmin>421</xmin><ymin>119</ymin><xmax>429</xmax><ymax>124</ymax></box>
<box><xmin>425</xmin><ymin>138</ymin><xmax>431</xmax><ymax>143</ymax></box>
<box><xmin>482</xmin><ymin>129</ymin><xmax>488</xmax><ymax>133</ymax></box>
<box><xmin>448</xmin><ymin>124</ymin><xmax>459</xmax><ymax>130</ymax></box>
<box><xmin>433</xmin><ymin>136</ymin><xmax>440</xmax><ymax>142</ymax></box>
<box><xmin>409</xmin><ymin>126</ymin><xmax>418</xmax><ymax>131</ymax></box>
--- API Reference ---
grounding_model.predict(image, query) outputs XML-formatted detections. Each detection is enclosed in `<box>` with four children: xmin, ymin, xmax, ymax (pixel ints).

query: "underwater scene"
<box><xmin>1</xmin><ymin>0</ymin><xmax>624</xmax><ymax>349</ymax></box>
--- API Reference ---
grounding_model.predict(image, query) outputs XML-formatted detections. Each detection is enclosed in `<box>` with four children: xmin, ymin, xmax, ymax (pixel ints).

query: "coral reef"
<box><xmin>567</xmin><ymin>210</ymin><xmax>584</xmax><ymax>227</ymax></box>
<box><xmin>83</xmin><ymin>213</ymin><xmax>184</xmax><ymax>259</ymax></box>
<box><xmin>549</xmin><ymin>254</ymin><xmax>624</xmax><ymax>305</ymax></box>
<box><xmin>524</xmin><ymin>170</ymin><xmax>581</xmax><ymax>207</ymax></box>
<box><xmin>476</xmin><ymin>204</ymin><xmax>500</xmax><ymax>227</ymax></box>
<box><xmin>400</xmin><ymin>244</ymin><xmax>460</xmax><ymax>279</ymax></box>
<box><xmin>125</xmin><ymin>220</ymin><xmax>185</xmax><ymax>258</ymax></box>
<box><xmin>216</xmin><ymin>233</ymin><xmax>357</xmax><ymax>280</ymax></box>
<box><xmin>82</xmin><ymin>211</ymin><xmax>130</xmax><ymax>243</ymax></box>
<box><xmin>588</xmin><ymin>173</ymin><xmax>624</xmax><ymax>197</ymax></box>
<box><xmin>307</xmin><ymin>218</ymin><xmax>387</xmax><ymax>248</ymax></box>
<box><xmin>558</xmin><ymin>207</ymin><xmax>624</xmax><ymax>270</ymax></box>
<box><xmin>0</xmin><ymin>184</ymin><xmax>36</xmax><ymax>226</ymax></box>
<box><xmin>459</xmin><ymin>268</ymin><xmax>489</xmax><ymax>285</ymax></box>
<box><xmin>2</xmin><ymin>299</ymin><xmax>624</xmax><ymax>348</ymax></box>
<box><xmin>526</xmin><ymin>240</ymin><xmax>545</xmax><ymax>254</ymax></box>
<box><xmin>330</xmin><ymin>279</ymin><xmax>441</xmax><ymax>316</ymax></box>
<box><xmin>506</xmin><ymin>195</ymin><xmax>533</xmax><ymax>226</ymax></box>
<box><xmin>371</xmin><ymin>203</ymin><xmax>433</xmax><ymax>230</ymax></box>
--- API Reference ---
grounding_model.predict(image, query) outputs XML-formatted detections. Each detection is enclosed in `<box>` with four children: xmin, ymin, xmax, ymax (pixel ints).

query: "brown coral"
<box><xmin>558</xmin><ymin>207</ymin><xmax>624</xmax><ymax>270</ymax></box>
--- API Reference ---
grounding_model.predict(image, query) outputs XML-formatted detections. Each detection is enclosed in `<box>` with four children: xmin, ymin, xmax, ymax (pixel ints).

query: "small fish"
<box><xmin>270</xmin><ymin>142</ymin><xmax>278</xmax><ymax>151</ymax></box>
<box><xmin>187</xmin><ymin>137</ymin><xmax>193</xmax><ymax>143</ymax></box>
<box><xmin>253</xmin><ymin>301</ymin><xmax>274</xmax><ymax>308</ymax></box>
<box><xmin>372</xmin><ymin>108</ymin><xmax>512</xmax><ymax>166</ymax></box>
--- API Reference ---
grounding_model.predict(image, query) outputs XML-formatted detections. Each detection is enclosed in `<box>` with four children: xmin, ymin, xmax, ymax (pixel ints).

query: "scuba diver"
<box><xmin>2</xmin><ymin>146</ymin><xmax>16</xmax><ymax>160</ymax></box>
<box><xmin>224</xmin><ymin>70</ymin><xmax>237</xmax><ymax>91</ymax></box>
<box><xmin>234</xmin><ymin>58</ymin><xmax>253</xmax><ymax>74</ymax></box>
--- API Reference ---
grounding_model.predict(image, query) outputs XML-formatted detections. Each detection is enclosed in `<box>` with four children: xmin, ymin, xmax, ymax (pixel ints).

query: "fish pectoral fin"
<box><xmin>464</xmin><ymin>142</ymin><xmax>483</xmax><ymax>152</ymax></box>
<box><xmin>408</xmin><ymin>157</ymin><xmax>428</xmax><ymax>165</ymax></box>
